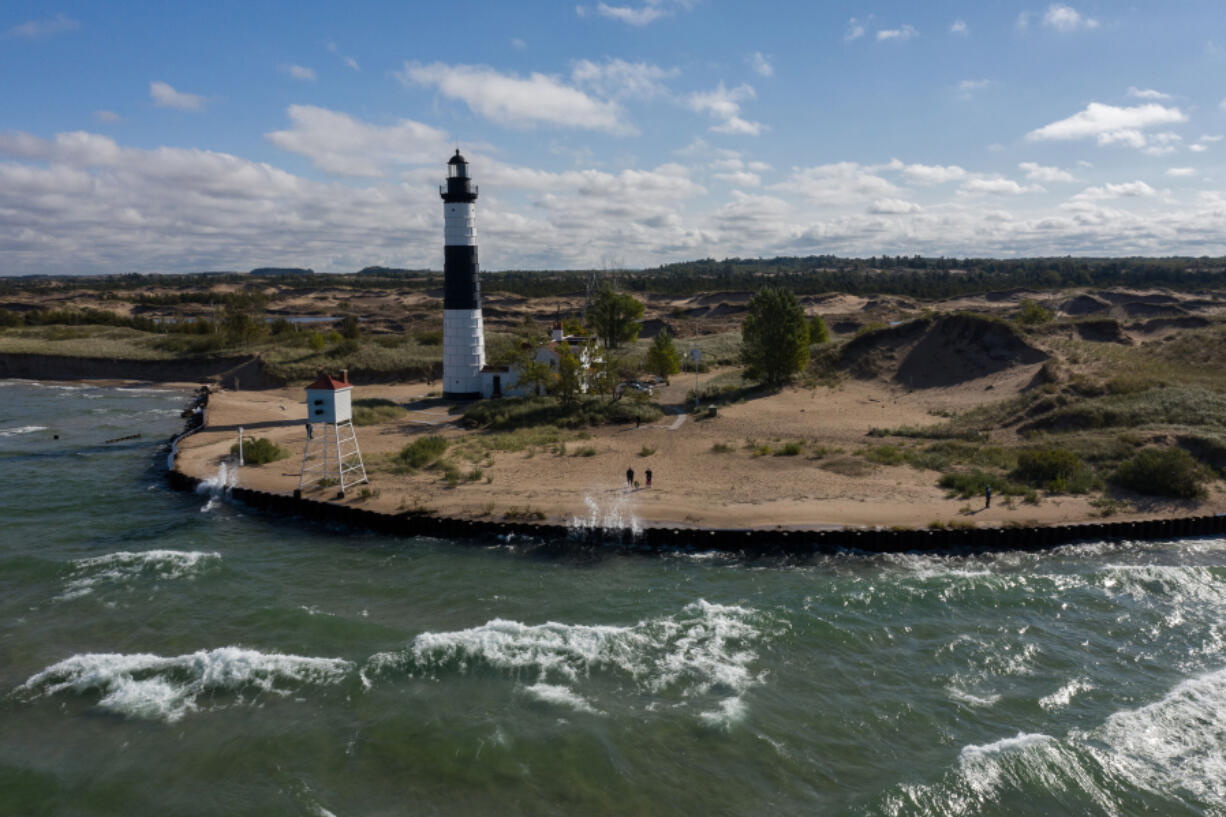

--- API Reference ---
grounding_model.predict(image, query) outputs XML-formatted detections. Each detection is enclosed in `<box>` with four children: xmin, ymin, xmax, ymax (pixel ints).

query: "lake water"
<box><xmin>2</xmin><ymin>379</ymin><xmax>1225</xmax><ymax>816</ymax></box>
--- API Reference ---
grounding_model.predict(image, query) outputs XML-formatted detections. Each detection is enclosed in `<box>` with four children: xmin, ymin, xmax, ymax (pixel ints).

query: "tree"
<box><xmin>740</xmin><ymin>286</ymin><xmax>809</xmax><ymax>386</ymax></box>
<box><xmin>556</xmin><ymin>348</ymin><xmax>583</xmax><ymax>405</ymax></box>
<box><xmin>587</xmin><ymin>282</ymin><xmax>644</xmax><ymax>350</ymax></box>
<box><xmin>807</xmin><ymin>314</ymin><xmax>830</xmax><ymax>344</ymax></box>
<box><xmin>518</xmin><ymin>358</ymin><xmax>556</xmax><ymax>397</ymax></box>
<box><xmin>644</xmin><ymin>330</ymin><xmax>681</xmax><ymax>383</ymax></box>
<box><xmin>340</xmin><ymin>314</ymin><xmax>361</xmax><ymax>340</ymax></box>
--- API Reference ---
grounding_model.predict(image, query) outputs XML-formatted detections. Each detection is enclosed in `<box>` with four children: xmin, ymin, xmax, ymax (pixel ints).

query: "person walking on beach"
<box><xmin>626</xmin><ymin>467</ymin><xmax>634</xmax><ymax>489</ymax></box>
<box><xmin>645</xmin><ymin>469</ymin><xmax>653</xmax><ymax>488</ymax></box>
<box><xmin>985</xmin><ymin>484</ymin><xmax>992</xmax><ymax>509</ymax></box>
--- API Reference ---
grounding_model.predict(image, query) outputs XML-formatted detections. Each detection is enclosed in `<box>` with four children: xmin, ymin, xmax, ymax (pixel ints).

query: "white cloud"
<box><xmin>957</xmin><ymin>79</ymin><xmax>993</xmax><ymax>99</ymax></box>
<box><xmin>265</xmin><ymin>105</ymin><xmax>451</xmax><ymax>177</ymax></box>
<box><xmin>1026</xmin><ymin>102</ymin><xmax>1187</xmax><ymax>149</ymax></box>
<box><xmin>1072</xmin><ymin>181</ymin><xmax>1158</xmax><ymax>201</ymax></box>
<box><xmin>511</xmin><ymin>38</ymin><xmax>526</xmax><ymax>50</ymax></box>
<box><xmin>1190</xmin><ymin>144</ymin><xmax>1208</xmax><ymax>153</ymax></box>
<box><xmin>688</xmin><ymin>82</ymin><xmax>764</xmax><ymax>136</ymax></box>
<box><xmin>326</xmin><ymin>42</ymin><xmax>360</xmax><ymax>71</ymax></box>
<box><xmin>950</xmin><ymin>19</ymin><xmax>968</xmax><ymax>35</ymax></box>
<box><xmin>869</xmin><ymin>198</ymin><xmax>922</xmax><ymax>214</ymax></box>
<box><xmin>713</xmin><ymin>171</ymin><xmax>761</xmax><ymax>187</ymax></box>
<box><xmin>597</xmin><ymin>3</ymin><xmax>665</xmax><ymax>25</ymax></box>
<box><xmin>749</xmin><ymin>52</ymin><xmax>773</xmax><ymax>78</ymax></box>
<box><xmin>4</xmin><ymin>13</ymin><xmax>79</xmax><ymax>38</ymax></box>
<box><xmin>94</xmin><ymin>110</ymin><xmax>120</xmax><ymax>124</ymax></box>
<box><xmin>397</xmin><ymin>61</ymin><xmax>633</xmax><ymax>135</ymax></box>
<box><xmin>571</xmin><ymin>58</ymin><xmax>677</xmax><ymax>100</ymax></box>
<box><xmin>1201</xmin><ymin>134</ymin><xmax>1223</xmax><ymax>142</ymax></box>
<box><xmin>776</xmin><ymin>162</ymin><xmax>900</xmax><ymax>207</ymax></box>
<box><xmin>844</xmin><ymin>18</ymin><xmax>866</xmax><ymax>42</ymax></box>
<box><xmin>1127</xmin><ymin>87</ymin><xmax>1171</xmax><ymax>100</ymax></box>
<box><xmin>1220</xmin><ymin>97</ymin><xmax>1226</xmax><ymax>111</ymax></box>
<box><xmin>1016</xmin><ymin>12</ymin><xmax>1031</xmax><ymax>31</ymax></box>
<box><xmin>902</xmin><ymin>163</ymin><xmax>967</xmax><ymax>185</ymax></box>
<box><xmin>1019</xmin><ymin>162</ymin><xmax>1076</xmax><ymax>183</ymax></box>
<box><xmin>1042</xmin><ymin>4</ymin><xmax>1099</xmax><ymax>32</ymax></box>
<box><xmin>1142</xmin><ymin>132</ymin><xmax>1182</xmax><ymax>156</ymax></box>
<box><xmin>1167</xmin><ymin>168</ymin><xmax>1196</xmax><ymax>177</ymax></box>
<box><xmin>961</xmin><ymin>177</ymin><xmax>1044</xmax><ymax>195</ymax></box>
<box><xmin>149</xmin><ymin>81</ymin><xmax>205</xmax><ymax>112</ymax></box>
<box><xmin>877</xmin><ymin>24</ymin><xmax>917</xmax><ymax>42</ymax></box>
<box><xmin>281</xmin><ymin>64</ymin><xmax>317</xmax><ymax>82</ymax></box>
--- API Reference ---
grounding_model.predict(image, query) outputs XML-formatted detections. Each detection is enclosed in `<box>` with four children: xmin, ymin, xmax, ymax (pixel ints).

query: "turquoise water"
<box><xmin>3</xmin><ymin>379</ymin><xmax>1226</xmax><ymax>816</ymax></box>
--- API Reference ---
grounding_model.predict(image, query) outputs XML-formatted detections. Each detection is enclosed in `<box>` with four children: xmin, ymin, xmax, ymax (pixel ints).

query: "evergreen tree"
<box><xmin>740</xmin><ymin>286</ymin><xmax>809</xmax><ymax>386</ymax></box>
<box><xmin>644</xmin><ymin>329</ymin><xmax>681</xmax><ymax>383</ymax></box>
<box><xmin>807</xmin><ymin>314</ymin><xmax>830</xmax><ymax>344</ymax></box>
<box><xmin>587</xmin><ymin>282</ymin><xmax>644</xmax><ymax>349</ymax></box>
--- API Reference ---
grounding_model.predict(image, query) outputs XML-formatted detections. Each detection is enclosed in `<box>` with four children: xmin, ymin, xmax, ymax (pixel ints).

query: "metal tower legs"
<box><xmin>298</xmin><ymin>420</ymin><xmax>367</xmax><ymax>497</ymax></box>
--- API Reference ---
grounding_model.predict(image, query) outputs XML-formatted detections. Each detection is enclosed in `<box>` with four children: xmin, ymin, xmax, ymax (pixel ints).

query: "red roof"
<box><xmin>305</xmin><ymin>373</ymin><xmax>351</xmax><ymax>390</ymax></box>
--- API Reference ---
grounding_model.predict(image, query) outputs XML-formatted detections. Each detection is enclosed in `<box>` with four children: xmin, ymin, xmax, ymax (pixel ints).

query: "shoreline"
<box><xmin>163</xmin><ymin>387</ymin><xmax>1226</xmax><ymax>554</ymax></box>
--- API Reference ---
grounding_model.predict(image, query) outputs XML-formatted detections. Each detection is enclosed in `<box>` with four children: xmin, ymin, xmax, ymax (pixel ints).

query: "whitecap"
<box><xmin>57</xmin><ymin>549</ymin><xmax>221</xmax><ymax>600</ymax></box>
<box><xmin>0</xmin><ymin>425</ymin><xmax>48</xmax><ymax>438</ymax></box>
<box><xmin>16</xmin><ymin>647</ymin><xmax>353</xmax><ymax>722</ymax></box>
<box><xmin>363</xmin><ymin>599</ymin><xmax>780</xmax><ymax>724</ymax></box>
<box><xmin>196</xmin><ymin>462</ymin><xmax>236</xmax><ymax>512</ymax></box>
<box><xmin>1039</xmin><ymin>678</ymin><xmax>1092</xmax><ymax>711</ymax></box>
<box><xmin>522</xmin><ymin>683</ymin><xmax>602</xmax><ymax>715</ymax></box>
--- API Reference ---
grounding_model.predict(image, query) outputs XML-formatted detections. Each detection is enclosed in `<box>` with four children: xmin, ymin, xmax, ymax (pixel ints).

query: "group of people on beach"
<box><xmin>626</xmin><ymin>467</ymin><xmax>652</xmax><ymax>490</ymax></box>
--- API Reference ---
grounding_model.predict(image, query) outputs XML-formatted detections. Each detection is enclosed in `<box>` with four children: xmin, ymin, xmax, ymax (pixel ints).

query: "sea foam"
<box><xmin>363</xmin><ymin>599</ymin><xmax>780</xmax><ymax>723</ymax></box>
<box><xmin>0</xmin><ymin>425</ymin><xmax>48</xmax><ymax>438</ymax></box>
<box><xmin>16</xmin><ymin>647</ymin><xmax>353</xmax><ymax>722</ymax></box>
<box><xmin>57</xmin><ymin>549</ymin><xmax>221</xmax><ymax>600</ymax></box>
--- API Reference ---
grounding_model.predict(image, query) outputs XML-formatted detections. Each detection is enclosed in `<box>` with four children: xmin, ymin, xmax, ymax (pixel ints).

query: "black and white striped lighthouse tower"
<box><xmin>440</xmin><ymin>149</ymin><xmax>485</xmax><ymax>399</ymax></box>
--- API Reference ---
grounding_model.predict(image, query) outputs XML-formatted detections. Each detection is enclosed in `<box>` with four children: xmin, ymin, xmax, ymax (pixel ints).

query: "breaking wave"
<box><xmin>0</xmin><ymin>425</ymin><xmax>48</xmax><ymax>438</ymax></box>
<box><xmin>196</xmin><ymin>462</ymin><xmax>236</xmax><ymax>512</ymax></box>
<box><xmin>363</xmin><ymin>599</ymin><xmax>781</xmax><ymax>724</ymax></box>
<box><xmin>883</xmin><ymin>666</ymin><xmax>1226</xmax><ymax>815</ymax></box>
<box><xmin>569</xmin><ymin>491</ymin><xmax>643</xmax><ymax>540</ymax></box>
<box><xmin>57</xmin><ymin>549</ymin><xmax>221</xmax><ymax>600</ymax></box>
<box><xmin>15</xmin><ymin>647</ymin><xmax>354</xmax><ymax>723</ymax></box>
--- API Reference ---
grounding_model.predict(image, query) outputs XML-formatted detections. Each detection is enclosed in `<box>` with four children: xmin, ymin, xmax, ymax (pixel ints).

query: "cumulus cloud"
<box><xmin>957</xmin><ymin>79</ymin><xmax>993</xmax><ymax>99</ymax></box>
<box><xmin>149</xmin><ymin>81</ymin><xmax>205</xmax><ymax>112</ymax></box>
<box><xmin>571</xmin><ymin>58</ymin><xmax>677</xmax><ymax>100</ymax></box>
<box><xmin>1042</xmin><ymin>4</ymin><xmax>1099</xmax><ymax>32</ymax></box>
<box><xmin>748</xmin><ymin>52</ymin><xmax>773</xmax><ymax>77</ymax></box>
<box><xmin>4</xmin><ymin>13</ymin><xmax>79</xmax><ymax>38</ymax></box>
<box><xmin>844</xmin><ymin>18</ymin><xmax>866</xmax><ymax>41</ymax></box>
<box><xmin>94</xmin><ymin>110</ymin><xmax>120</xmax><ymax>124</ymax></box>
<box><xmin>1128</xmin><ymin>87</ymin><xmax>1171</xmax><ymax>100</ymax></box>
<box><xmin>950</xmin><ymin>19</ymin><xmax>968</xmax><ymax>35</ymax></box>
<box><xmin>877</xmin><ymin>24</ymin><xmax>917</xmax><ymax>42</ymax></box>
<box><xmin>902</xmin><ymin>163</ymin><xmax>967</xmax><ymax>185</ymax></box>
<box><xmin>1019</xmin><ymin>162</ymin><xmax>1076</xmax><ymax>183</ymax></box>
<box><xmin>326</xmin><ymin>42</ymin><xmax>359</xmax><ymax>71</ymax></box>
<box><xmin>1026</xmin><ymin>102</ymin><xmax>1187</xmax><ymax>149</ymax></box>
<box><xmin>869</xmin><ymin>198</ymin><xmax>922</xmax><ymax>214</ymax></box>
<box><xmin>281</xmin><ymin>64</ymin><xmax>317</xmax><ymax>81</ymax></box>
<box><xmin>265</xmin><ymin>105</ymin><xmax>450</xmax><ymax>177</ymax></box>
<box><xmin>1167</xmin><ymin>167</ymin><xmax>1196</xmax><ymax>177</ymax></box>
<box><xmin>592</xmin><ymin>0</ymin><xmax>693</xmax><ymax>26</ymax></box>
<box><xmin>1072</xmin><ymin>181</ymin><xmax>1158</xmax><ymax>201</ymax></box>
<box><xmin>960</xmin><ymin>177</ymin><xmax>1044</xmax><ymax>195</ymax></box>
<box><xmin>776</xmin><ymin>162</ymin><xmax>900</xmax><ymax>206</ymax></box>
<box><xmin>397</xmin><ymin>61</ymin><xmax>633</xmax><ymax>135</ymax></box>
<box><xmin>687</xmin><ymin>82</ymin><xmax>764</xmax><ymax>136</ymax></box>
<box><xmin>713</xmin><ymin>170</ymin><xmax>761</xmax><ymax>187</ymax></box>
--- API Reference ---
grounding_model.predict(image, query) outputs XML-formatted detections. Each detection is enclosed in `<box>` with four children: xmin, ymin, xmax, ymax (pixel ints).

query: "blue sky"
<box><xmin>1</xmin><ymin>1</ymin><xmax>1224</xmax><ymax>275</ymax></box>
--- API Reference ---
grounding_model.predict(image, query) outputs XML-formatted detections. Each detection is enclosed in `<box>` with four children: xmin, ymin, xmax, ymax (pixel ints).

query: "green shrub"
<box><xmin>1012</xmin><ymin>448</ymin><xmax>1095</xmax><ymax>493</ymax></box>
<box><xmin>230</xmin><ymin>437</ymin><xmax>290</xmax><ymax>465</ymax></box>
<box><xmin>864</xmin><ymin>444</ymin><xmax>905</xmax><ymax>466</ymax></box>
<box><xmin>397</xmin><ymin>435</ymin><xmax>449</xmax><ymax>469</ymax></box>
<box><xmin>1016</xmin><ymin>299</ymin><xmax>1054</xmax><ymax>326</ymax></box>
<box><xmin>711</xmin><ymin>442</ymin><xmax>735</xmax><ymax>454</ymax></box>
<box><xmin>639</xmin><ymin>444</ymin><xmax>657</xmax><ymax>457</ymax></box>
<box><xmin>572</xmin><ymin>446</ymin><xmax>598</xmax><ymax>457</ymax></box>
<box><xmin>1111</xmin><ymin>447</ymin><xmax>1208</xmax><ymax>499</ymax></box>
<box><xmin>352</xmin><ymin>397</ymin><xmax>408</xmax><ymax>426</ymax></box>
<box><xmin>938</xmin><ymin>470</ymin><xmax>1026</xmax><ymax>499</ymax></box>
<box><xmin>774</xmin><ymin>442</ymin><xmax>803</xmax><ymax>456</ymax></box>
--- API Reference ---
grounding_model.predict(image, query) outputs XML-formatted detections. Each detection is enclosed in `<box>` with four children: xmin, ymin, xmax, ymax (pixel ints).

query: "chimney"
<box><xmin>341</xmin><ymin>368</ymin><xmax>349</xmax><ymax>383</ymax></box>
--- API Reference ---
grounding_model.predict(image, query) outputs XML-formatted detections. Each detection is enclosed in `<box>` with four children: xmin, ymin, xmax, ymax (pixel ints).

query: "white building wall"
<box><xmin>305</xmin><ymin>387</ymin><xmax>352</xmax><ymax>423</ymax></box>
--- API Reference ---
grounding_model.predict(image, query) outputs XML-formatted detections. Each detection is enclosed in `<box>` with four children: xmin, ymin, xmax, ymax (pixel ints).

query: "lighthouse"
<box><xmin>440</xmin><ymin>149</ymin><xmax>485</xmax><ymax>399</ymax></box>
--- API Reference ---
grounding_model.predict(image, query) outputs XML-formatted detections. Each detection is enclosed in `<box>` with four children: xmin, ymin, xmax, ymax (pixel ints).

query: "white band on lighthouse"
<box><xmin>444</xmin><ymin>203</ymin><xmax>476</xmax><ymax>246</ymax></box>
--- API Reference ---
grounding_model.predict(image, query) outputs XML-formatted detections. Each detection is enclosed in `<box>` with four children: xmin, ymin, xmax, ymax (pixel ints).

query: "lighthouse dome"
<box><xmin>447</xmin><ymin>150</ymin><xmax>467</xmax><ymax>165</ymax></box>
